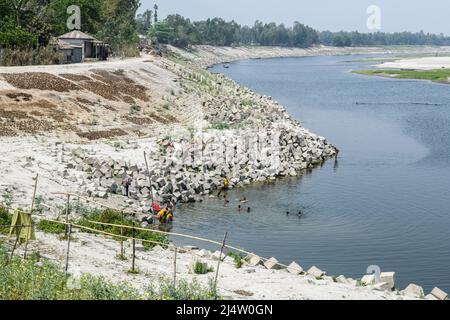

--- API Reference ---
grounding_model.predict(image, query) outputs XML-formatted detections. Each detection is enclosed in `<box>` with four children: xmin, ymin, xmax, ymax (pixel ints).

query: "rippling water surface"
<box><xmin>171</xmin><ymin>55</ymin><xmax>450</xmax><ymax>292</ymax></box>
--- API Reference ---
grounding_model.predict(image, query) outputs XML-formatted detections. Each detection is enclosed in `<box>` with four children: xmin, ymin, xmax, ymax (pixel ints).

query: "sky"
<box><xmin>139</xmin><ymin>0</ymin><xmax>450</xmax><ymax>35</ymax></box>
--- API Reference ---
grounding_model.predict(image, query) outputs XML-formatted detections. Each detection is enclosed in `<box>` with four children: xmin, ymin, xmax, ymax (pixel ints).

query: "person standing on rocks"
<box><xmin>122</xmin><ymin>174</ymin><xmax>132</xmax><ymax>197</ymax></box>
<box><xmin>217</xmin><ymin>175</ymin><xmax>230</xmax><ymax>197</ymax></box>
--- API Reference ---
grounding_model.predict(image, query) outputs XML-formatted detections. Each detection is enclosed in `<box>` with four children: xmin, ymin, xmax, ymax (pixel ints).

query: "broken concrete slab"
<box><xmin>264</xmin><ymin>257</ymin><xmax>283</xmax><ymax>270</ymax></box>
<box><xmin>361</xmin><ymin>274</ymin><xmax>376</xmax><ymax>286</ymax></box>
<box><xmin>380</xmin><ymin>271</ymin><xmax>396</xmax><ymax>290</ymax></box>
<box><xmin>372</xmin><ymin>282</ymin><xmax>391</xmax><ymax>291</ymax></box>
<box><xmin>402</xmin><ymin>283</ymin><xmax>424</xmax><ymax>298</ymax></box>
<box><xmin>286</xmin><ymin>262</ymin><xmax>303</xmax><ymax>275</ymax></box>
<box><xmin>307</xmin><ymin>266</ymin><xmax>325</xmax><ymax>278</ymax></box>
<box><xmin>430</xmin><ymin>287</ymin><xmax>448</xmax><ymax>300</ymax></box>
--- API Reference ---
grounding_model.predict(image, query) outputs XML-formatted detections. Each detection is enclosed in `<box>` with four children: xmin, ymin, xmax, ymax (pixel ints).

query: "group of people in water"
<box><xmin>141</xmin><ymin>202</ymin><xmax>174</xmax><ymax>226</ymax></box>
<box><xmin>138</xmin><ymin>174</ymin><xmax>307</xmax><ymax>227</ymax></box>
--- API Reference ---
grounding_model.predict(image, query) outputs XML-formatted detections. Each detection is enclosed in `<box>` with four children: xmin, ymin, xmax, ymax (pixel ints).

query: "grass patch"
<box><xmin>37</xmin><ymin>220</ymin><xmax>66</xmax><ymax>235</ymax></box>
<box><xmin>0</xmin><ymin>244</ymin><xmax>220</xmax><ymax>300</ymax></box>
<box><xmin>192</xmin><ymin>261</ymin><xmax>214</xmax><ymax>275</ymax></box>
<box><xmin>227</xmin><ymin>252</ymin><xmax>244</xmax><ymax>269</ymax></box>
<box><xmin>0</xmin><ymin>207</ymin><xmax>12</xmax><ymax>234</ymax></box>
<box><xmin>355</xmin><ymin>68</ymin><xmax>450</xmax><ymax>82</ymax></box>
<box><xmin>210</xmin><ymin>122</ymin><xmax>231</xmax><ymax>130</ymax></box>
<box><xmin>77</xmin><ymin>209</ymin><xmax>169</xmax><ymax>250</ymax></box>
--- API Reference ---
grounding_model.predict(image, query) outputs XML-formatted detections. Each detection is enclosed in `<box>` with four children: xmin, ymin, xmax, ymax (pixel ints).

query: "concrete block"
<box><xmin>430</xmin><ymin>287</ymin><xmax>448</xmax><ymax>300</ymax></box>
<box><xmin>307</xmin><ymin>266</ymin><xmax>325</xmax><ymax>278</ymax></box>
<box><xmin>264</xmin><ymin>257</ymin><xmax>283</xmax><ymax>270</ymax></box>
<box><xmin>335</xmin><ymin>275</ymin><xmax>347</xmax><ymax>284</ymax></box>
<box><xmin>380</xmin><ymin>272</ymin><xmax>396</xmax><ymax>290</ymax></box>
<box><xmin>402</xmin><ymin>283</ymin><xmax>424</xmax><ymax>298</ymax></box>
<box><xmin>361</xmin><ymin>274</ymin><xmax>376</xmax><ymax>286</ymax></box>
<box><xmin>195</xmin><ymin>249</ymin><xmax>210</xmax><ymax>258</ymax></box>
<box><xmin>372</xmin><ymin>282</ymin><xmax>391</xmax><ymax>291</ymax></box>
<box><xmin>211</xmin><ymin>251</ymin><xmax>226</xmax><ymax>261</ymax></box>
<box><xmin>286</xmin><ymin>262</ymin><xmax>303</xmax><ymax>275</ymax></box>
<box><xmin>247</xmin><ymin>254</ymin><xmax>263</xmax><ymax>266</ymax></box>
<box><xmin>425</xmin><ymin>294</ymin><xmax>439</xmax><ymax>300</ymax></box>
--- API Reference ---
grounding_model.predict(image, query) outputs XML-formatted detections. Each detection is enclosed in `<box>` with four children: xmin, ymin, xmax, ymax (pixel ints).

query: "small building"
<box><xmin>57</xmin><ymin>30</ymin><xmax>109</xmax><ymax>63</ymax></box>
<box><xmin>54</xmin><ymin>39</ymin><xmax>83</xmax><ymax>64</ymax></box>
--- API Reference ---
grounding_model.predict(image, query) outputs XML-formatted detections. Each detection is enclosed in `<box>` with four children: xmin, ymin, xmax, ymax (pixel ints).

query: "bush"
<box><xmin>227</xmin><ymin>252</ymin><xmax>244</xmax><ymax>269</ymax></box>
<box><xmin>0</xmin><ymin>245</ymin><xmax>141</xmax><ymax>300</ymax></box>
<box><xmin>77</xmin><ymin>209</ymin><xmax>169</xmax><ymax>249</ymax></box>
<box><xmin>37</xmin><ymin>220</ymin><xmax>66</xmax><ymax>235</ymax></box>
<box><xmin>0</xmin><ymin>244</ymin><xmax>220</xmax><ymax>300</ymax></box>
<box><xmin>0</xmin><ymin>207</ymin><xmax>12</xmax><ymax>235</ymax></box>
<box><xmin>193</xmin><ymin>261</ymin><xmax>214</xmax><ymax>275</ymax></box>
<box><xmin>0</xmin><ymin>46</ymin><xmax>63</xmax><ymax>66</ymax></box>
<box><xmin>144</xmin><ymin>277</ymin><xmax>220</xmax><ymax>300</ymax></box>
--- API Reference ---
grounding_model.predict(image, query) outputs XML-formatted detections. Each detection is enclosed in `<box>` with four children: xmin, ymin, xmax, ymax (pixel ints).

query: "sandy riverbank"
<box><xmin>1</xmin><ymin>45</ymin><xmax>449</xmax><ymax>300</ymax></box>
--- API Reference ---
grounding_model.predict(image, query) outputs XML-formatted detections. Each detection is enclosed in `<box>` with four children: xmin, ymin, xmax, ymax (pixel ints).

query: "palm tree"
<box><xmin>153</xmin><ymin>4</ymin><xmax>159</xmax><ymax>24</ymax></box>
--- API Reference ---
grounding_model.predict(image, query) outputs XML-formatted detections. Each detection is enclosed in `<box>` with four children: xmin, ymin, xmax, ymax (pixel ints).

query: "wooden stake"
<box><xmin>30</xmin><ymin>174</ymin><xmax>39</xmax><ymax>214</ymax></box>
<box><xmin>25</xmin><ymin>174</ymin><xmax>39</xmax><ymax>259</ymax></box>
<box><xmin>131</xmin><ymin>226</ymin><xmax>136</xmax><ymax>272</ymax></box>
<box><xmin>143</xmin><ymin>151</ymin><xmax>154</xmax><ymax>205</ymax></box>
<box><xmin>173</xmin><ymin>247</ymin><xmax>177</xmax><ymax>288</ymax></box>
<box><xmin>214</xmin><ymin>232</ymin><xmax>228</xmax><ymax>294</ymax></box>
<box><xmin>64</xmin><ymin>194</ymin><xmax>70</xmax><ymax>237</ymax></box>
<box><xmin>120</xmin><ymin>210</ymin><xmax>124</xmax><ymax>257</ymax></box>
<box><xmin>65</xmin><ymin>224</ymin><xmax>72</xmax><ymax>275</ymax></box>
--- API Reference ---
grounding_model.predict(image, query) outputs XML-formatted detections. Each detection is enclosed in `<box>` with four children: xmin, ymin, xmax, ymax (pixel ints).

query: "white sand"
<box><xmin>380</xmin><ymin>57</ymin><xmax>450</xmax><ymax>70</ymax></box>
<box><xmin>5</xmin><ymin>230</ymin><xmax>414</xmax><ymax>300</ymax></box>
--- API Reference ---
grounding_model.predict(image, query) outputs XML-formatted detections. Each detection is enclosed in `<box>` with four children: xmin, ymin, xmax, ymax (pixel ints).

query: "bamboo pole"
<box><xmin>24</xmin><ymin>174</ymin><xmax>39</xmax><ymax>259</ymax></box>
<box><xmin>143</xmin><ymin>151</ymin><xmax>155</xmax><ymax>205</ymax></box>
<box><xmin>131</xmin><ymin>225</ymin><xmax>136</xmax><ymax>272</ymax></box>
<box><xmin>64</xmin><ymin>194</ymin><xmax>70</xmax><ymax>238</ymax></box>
<box><xmin>214</xmin><ymin>232</ymin><xmax>228</xmax><ymax>295</ymax></box>
<box><xmin>65</xmin><ymin>224</ymin><xmax>72</xmax><ymax>275</ymax></box>
<box><xmin>120</xmin><ymin>210</ymin><xmax>125</xmax><ymax>258</ymax></box>
<box><xmin>173</xmin><ymin>246</ymin><xmax>177</xmax><ymax>288</ymax></box>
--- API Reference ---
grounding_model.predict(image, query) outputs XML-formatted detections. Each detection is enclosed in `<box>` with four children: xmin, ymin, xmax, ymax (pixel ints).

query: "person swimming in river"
<box><xmin>239</xmin><ymin>197</ymin><xmax>249</xmax><ymax>204</ymax></box>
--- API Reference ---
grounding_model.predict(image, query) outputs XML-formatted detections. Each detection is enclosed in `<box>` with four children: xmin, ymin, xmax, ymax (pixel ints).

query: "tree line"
<box><xmin>138</xmin><ymin>9</ymin><xmax>450</xmax><ymax>48</ymax></box>
<box><xmin>0</xmin><ymin>0</ymin><xmax>140</xmax><ymax>51</ymax></box>
<box><xmin>2</xmin><ymin>1</ymin><xmax>450</xmax><ymax>52</ymax></box>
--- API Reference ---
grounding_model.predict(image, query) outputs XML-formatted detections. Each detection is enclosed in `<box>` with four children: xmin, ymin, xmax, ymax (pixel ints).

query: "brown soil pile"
<box><xmin>5</xmin><ymin>92</ymin><xmax>33</xmax><ymax>102</ymax></box>
<box><xmin>2</xmin><ymin>73</ymin><xmax>80</xmax><ymax>92</ymax></box>
<box><xmin>0</xmin><ymin>99</ymin><xmax>69</xmax><ymax>136</ymax></box>
<box><xmin>124</xmin><ymin>116</ymin><xmax>155</xmax><ymax>125</ymax></box>
<box><xmin>77</xmin><ymin>128</ymin><xmax>128</xmax><ymax>140</ymax></box>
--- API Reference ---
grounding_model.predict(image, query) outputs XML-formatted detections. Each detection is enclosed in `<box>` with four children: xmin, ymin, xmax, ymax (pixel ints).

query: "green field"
<box><xmin>354</xmin><ymin>68</ymin><xmax>450</xmax><ymax>83</ymax></box>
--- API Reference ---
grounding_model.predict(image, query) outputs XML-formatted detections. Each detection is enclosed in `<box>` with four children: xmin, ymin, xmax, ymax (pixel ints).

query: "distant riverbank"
<box><xmin>169</xmin><ymin>44</ymin><xmax>450</xmax><ymax>69</ymax></box>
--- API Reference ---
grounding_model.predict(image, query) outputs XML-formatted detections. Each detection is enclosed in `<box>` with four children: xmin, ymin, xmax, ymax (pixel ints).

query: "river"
<box><xmin>172</xmin><ymin>54</ymin><xmax>450</xmax><ymax>293</ymax></box>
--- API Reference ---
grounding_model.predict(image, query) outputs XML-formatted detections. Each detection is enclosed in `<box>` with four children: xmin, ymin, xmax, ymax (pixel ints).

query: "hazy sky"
<box><xmin>139</xmin><ymin>0</ymin><xmax>450</xmax><ymax>35</ymax></box>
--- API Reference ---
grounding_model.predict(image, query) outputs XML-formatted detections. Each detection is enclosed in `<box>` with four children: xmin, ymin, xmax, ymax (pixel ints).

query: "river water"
<box><xmin>172</xmin><ymin>55</ymin><xmax>450</xmax><ymax>293</ymax></box>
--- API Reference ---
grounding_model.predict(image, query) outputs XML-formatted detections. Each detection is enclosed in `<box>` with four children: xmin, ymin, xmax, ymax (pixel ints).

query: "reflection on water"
<box><xmin>171</xmin><ymin>55</ymin><xmax>450</xmax><ymax>293</ymax></box>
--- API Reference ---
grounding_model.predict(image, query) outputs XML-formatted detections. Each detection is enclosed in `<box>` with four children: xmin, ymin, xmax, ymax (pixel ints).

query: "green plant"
<box><xmin>192</xmin><ymin>261</ymin><xmax>214</xmax><ymax>275</ymax></box>
<box><xmin>227</xmin><ymin>252</ymin><xmax>244</xmax><ymax>269</ymax></box>
<box><xmin>144</xmin><ymin>277</ymin><xmax>220</xmax><ymax>300</ymax></box>
<box><xmin>210</xmin><ymin>122</ymin><xmax>231</xmax><ymax>130</ymax></box>
<box><xmin>0</xmin><ymin>207</ymin><xmax>12</xmax><ymax>234</ymax></box>
<box><xmin>37</xmin><ymin>220</ymin><xmax>66</xmax><ymax>235</ymax></box>
<box><xmin>0</xmin><ymin>244</ymin><xmax>219</xmax><ymax>300</ymax></box>
<box><xmin>77</xmin><ymin>209</ymin><xmax>169</xmax><ymax>250</ymax></box>
<box><xmin>130</xmin><ymin>104</ymin><xmax>141</xmax><ymax>114</ymax></box>
<box><xmin>1</xmin><ymin>191</ymin><xmax>13</xmax><ymax>207</ymax></box>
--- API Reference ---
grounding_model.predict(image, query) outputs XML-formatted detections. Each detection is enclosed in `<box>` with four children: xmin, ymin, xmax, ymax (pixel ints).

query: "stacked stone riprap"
<box><xmin>66</xmin><ymin>120</ymin><xmax>336</xmax><ymax>211</ymax></box>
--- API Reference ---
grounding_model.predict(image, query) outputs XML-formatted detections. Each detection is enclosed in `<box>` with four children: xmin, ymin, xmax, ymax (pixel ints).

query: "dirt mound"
<box><xmin>2</xmin><ymin>73</ymin><xmax>80</xmax><ymax>92</ymax></box>
<box><xmin>77</xmin><ymin>128</ymin><xmax>128</xmax><ymax>140</ymax></box>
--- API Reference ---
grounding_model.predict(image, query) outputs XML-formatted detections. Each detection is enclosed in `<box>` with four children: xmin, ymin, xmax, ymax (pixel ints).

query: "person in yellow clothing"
<box><xmin>217</xmin><ymin>176</ymin><xmax>230</xmax><ymax>197</ymax></box>
<box><xmin>157</xmin><ymin>207</ymin><xmax>168</xmax><ymax>223</ymax></box>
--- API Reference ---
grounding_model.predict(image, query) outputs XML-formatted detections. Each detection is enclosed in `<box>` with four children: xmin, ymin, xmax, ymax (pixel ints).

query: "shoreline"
<box><xmin>1</xmin><ymin>45</ymin><xmax>449</xmax><ymax>300</ymax></box>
